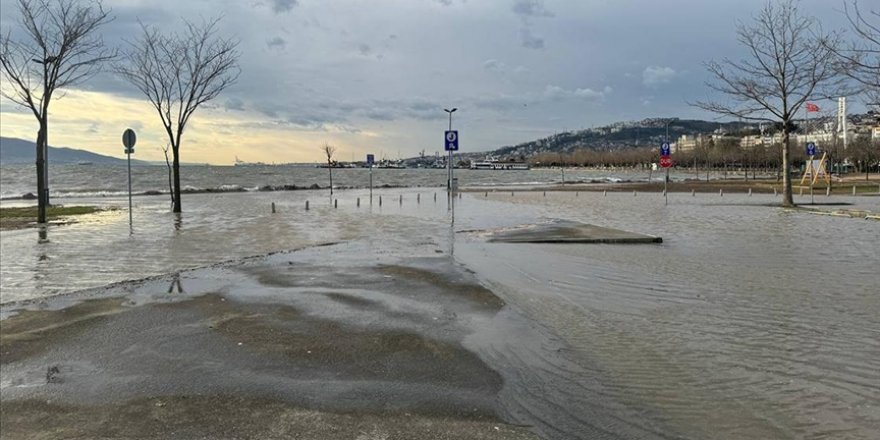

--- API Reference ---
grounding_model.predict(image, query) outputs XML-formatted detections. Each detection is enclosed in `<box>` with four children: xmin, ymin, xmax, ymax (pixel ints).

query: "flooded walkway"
<box><xmin>2</xmin><ymin>189</ymin><xmax>879</xmax><ymax>439</ymax></box>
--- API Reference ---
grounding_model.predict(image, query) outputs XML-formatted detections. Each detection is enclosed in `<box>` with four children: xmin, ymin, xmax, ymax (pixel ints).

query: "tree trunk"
<box><xmin>781</xmin><ymin>129</ymin><xmax>794</xmax><ymax>207</ymax></box>
<box><xmin>328</xmin><ymin>166</ymin><xmax>333</xmax><ymax>196</ymax></box>
<box><xmin>35</xmin><ymin>125</ymin><xmax>47</xmax><ymax>223</ymax></box>
<box><xmin>172</xmin><ymin>144</ymin><xmax>182</xmax><ymax>213</ymax></box>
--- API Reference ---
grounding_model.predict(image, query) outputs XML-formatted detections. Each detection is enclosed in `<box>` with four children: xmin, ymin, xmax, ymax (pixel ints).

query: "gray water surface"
<box><xmin>1</xmin><ymin>188</ymin><xmax>878</xmax><ymax>439</ymax></box>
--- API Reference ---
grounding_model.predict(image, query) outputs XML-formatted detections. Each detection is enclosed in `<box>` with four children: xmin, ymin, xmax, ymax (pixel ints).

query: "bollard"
<box><xmin>800</xmin><ymin>188</ymin><xmax>804</xmax><ymax>196</ymax></box>
<box><xmin>748</xmin><ymin>188</ymin><xmax>752</xmax><ymax>196</ymax></box>
<box><xmin>305</xmin><ymin>200</ymin><xmax>309</xmax><ymax>211</ymax></box>
<box><xmin>511</xmin><ymin>192</ymin><xmax>514</xmax><ymax>196</ymax></box>
<box><xmin>662</xmin><ymin>189</ymin><xmax>666</xmax><ymax>196</ymax></box>
<box><xmin>485</xmin><ymin>192</ymin><xmax>488</xmax><ymax>197</ymax></box>
<box><xmin>633</xmin><ymin>190</ymin><xmax>637</xmax><ymax>196</ymax></box>
<box><xmin>357</xmin><ymin>197</ymin><xmax>360</xmax><ymax>207</ymax></box>
<box><xmin>774</xmin><ymin>187</ymin><xmax>778</xmax><ymax>196</ymax></box>
<box><xmin>379</xmin><ymin>196</ymin><xmax>383</xmax><ymax>206</ymax></box>
<box><xmin>271</xmin><ymin>202</ymin><xmax>276</xmax><ymax>213</ymax></box>
<box><xmin>434</xmin><ymin>192</ymin><xmax>437</xmax><ymax>202</ymax></box>
<box><xmin>417</xmin><ymin>193</ymin><xmax>421</xmax><ymax>203</ymax></box>
<box><xmin>459</xmin><ymin>192</ymin><xmax>462</xmax><ymax>199</ymax></box>
<box><xmin>603</xmin><ymin>190</ymin><xmax>607</xmax><ymax>197</ymax></box>
<box><xmin>692</xmin><ymin>189</ymin><xmax>696</xmax><ymax>197</ymax></box>
<box><xmin>334</xmin><ymin>199</ymin><xmax>338</xmax><ymax>208</ymax></box>
<box><xmin>399</xmin><ymin>195</ymin><xmax>402</xmax><ymax>205</ymax></box>
<box><xmin>576</xmin><ymin>191</ymin><xmax>579</xmax><ymax>197</ymax></box>
<box><xmin>826</xmin><ymin>187</ymin><xmax>830</xmax><ymax>197</ymax></box>
<box><xmin>543</xmin><ymin>191</ymin><xmax>546</xmax><ymax>197</ymax></box>
<box><xmin>720</xmin><ymin>189</ymin><xmax>723</xmax><ymax>197</ymax></box>
<box><xmin>853</xmin><ymin>185</ymin><xmax>856</xmax><ymax>196</ymax></box>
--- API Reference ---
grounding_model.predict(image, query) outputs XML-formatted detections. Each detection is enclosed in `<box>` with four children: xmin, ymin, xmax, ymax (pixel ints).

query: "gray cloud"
<box><xmin>642</xmin><ymin>66</ymin><xmax>678</xmax><ymax>87</ymax></box>
<box><xmin>224</xmin><ymin>98</ymin><xmax>245</xmax><ymax>111</ymax></box>
<box><xmin>483</xmin><ymin>59</ymin><xmax>507</xmax><ymax>71</ymax></box>
<box><xmin>512</xmin><ymin>0</ymin><xmax>553</xmax><ymax>20</ymax></box>
<box><xmin>267</xmin><ymin>37</ymin><xmax>286</xmax><ymax>49</ymax></box>
<box><xmin>520</xmin><ymin>28</ymin><xmax>544</xmax><ymax>50</ymax></box>
<box><xmin>358</xmin><ymin>43</ymin><xmax>372</xmax><ymax>56</ymax></box>
<box><xmin>270</xmin><ymin>0</ymin><xmax>298</xmax><ymax>14</ymax></box>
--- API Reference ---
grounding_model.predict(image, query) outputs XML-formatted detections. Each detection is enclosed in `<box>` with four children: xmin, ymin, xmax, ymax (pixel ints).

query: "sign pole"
<box><xmin>122</xmin><ymin>128</ymin><xmax>137</xmax><ymax>228</ymax></box>
<box><xmin>665</xmin><ymin>167</ymin><xmax>668</xmax><ymax>206</ymax></box>
<box><xmin>127</xmin><ymin>150</ymin><xmax>133</xmax><ymax>226</ymax></box>
<box><xmin>367</xmin><ymin>153</ymin><xmax>374</xmax><ymax>204</ymax></box>
<box><xmin>660</xmin><ymin>141</ymin><xmax>672</xmax><ymax>206</ymax></box>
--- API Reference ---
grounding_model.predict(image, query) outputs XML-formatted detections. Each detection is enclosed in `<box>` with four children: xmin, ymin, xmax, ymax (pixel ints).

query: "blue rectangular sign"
<box><xmin>445</xmin><ymin>130</ymin><xmax>459</xmax><ymax>151</ymax></box>
<box><xmin>805</xmin><ymin>142</ymin><xmax>817</xmax><ymax>156</ymax></box>
<box><xmin>660</xmin><ymin>142</ymin><xmax>671</xmax><ymax>157</ymax></box>
<box><xmin>366</xmin><ymin>153</ymin><xmax>374</xmax><ymax>165</ymax></box>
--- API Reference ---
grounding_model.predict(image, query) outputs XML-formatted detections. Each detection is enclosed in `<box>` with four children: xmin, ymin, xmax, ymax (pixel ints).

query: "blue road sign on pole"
<box><xmin>806</xmin><ymin>142</ymin><xmax>817</xmax><ymax>156</ymax></box>
<box><xmin>660</xmin><ymin>142</ymin><xmax>671</xmax><ymax>157</ymax></box>
<box><xmin>366</xmin><ymin>154</ymin><xmax>374</xmax><ymax>165</ymax></box>
<box><xmin>445</xmin><ymin>130</ymin><xmax>459</xmax><ymax>151</ymax></box>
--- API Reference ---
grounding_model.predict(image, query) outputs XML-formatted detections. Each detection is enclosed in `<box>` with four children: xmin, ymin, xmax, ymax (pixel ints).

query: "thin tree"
<box><xmin>850</xmin><ymin>135</ymin><xmax>879</xmax><ymax>180</ymax></box>
<box><xmin>322</xmin><ymin>143</ymin><xmax>336</xmax><ymax>195</ymax></box>
<box><xmin>0</xmin><ymin>0</ymin><xmax>114</xmax><ymax>223</ymax></box>
<box><xmin>115</xmin><ymin>18</ymin><xmax>240</xmax><ymax>213</ymax></box>
<box><xmin>693</xmin><ymin>0</ymin><xmax>846</xmax><ymax>207</ymax></box>
<box><xmin>836</xmin><ymin>1</ymin><xmax>880</xmax><ymax>109</ymax></box>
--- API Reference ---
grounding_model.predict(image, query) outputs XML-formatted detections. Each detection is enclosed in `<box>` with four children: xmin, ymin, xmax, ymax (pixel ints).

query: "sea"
<box><xmin>0</xmin><ymin>163</ymin><xmax>645</xmax><ymax>200</ymax></box>
<box><xmin>1</xmin><ymin>163</ymin><xmax>879</xmax><ymax>439</ymax></box>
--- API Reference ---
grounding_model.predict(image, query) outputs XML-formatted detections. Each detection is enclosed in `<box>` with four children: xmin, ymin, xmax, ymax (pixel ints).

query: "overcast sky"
<box><xmin>0</xmin><ymin>0</ymin><xmax>861</xmax><ymax>164</ymax></box>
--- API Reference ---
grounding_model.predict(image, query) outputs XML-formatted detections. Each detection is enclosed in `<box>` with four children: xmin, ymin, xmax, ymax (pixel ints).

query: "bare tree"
<box><xmin>322</xmin><ymin>143</ymin><xmax>336</xmax><ymax>195</ymax></box>
<box><xmin>837</xmin><ymin>1</ymin><xmax>880</xmax><ymax>109</ymax></box>
<box><xmin>849</xmin><ymin>134</ymin><xmax>879</xmax><ymax>180</ymax></box>
<box><xmin>115</xmin><ymin>18</ymin><xmax>240</xmax><ymax>213</ymax></box>
<box><xmin>693</xmin><ymin>0</ymin><xmax>846</xmax><ymax>207</ymax></box>
<box><xmin>0</xmin><ymin>0</ymin><xmax>114</xmax><ymax>223</ymax></box>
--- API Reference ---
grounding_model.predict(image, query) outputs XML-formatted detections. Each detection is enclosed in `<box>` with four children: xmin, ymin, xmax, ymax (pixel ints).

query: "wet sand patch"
<box><xmin>1</xmin><ymin>258</ymin><xmax>536</xmax><ymax>439</ymax></box>
<box><xmin>485</xmin><ymin>220</ymin><xmax>662</xmax><ymax>244</ymax></box>
<box><xmin>0</xmin><ymin>297</ymin><xmax>127</xmax><ymax>364</ymax></box>
<box><xmin>1</xmin><ymin>395</ymin><xmax>537</xmax><ymax>440</ymax></box>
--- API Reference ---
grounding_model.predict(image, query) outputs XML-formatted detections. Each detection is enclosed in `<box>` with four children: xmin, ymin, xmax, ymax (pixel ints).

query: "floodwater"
<box><xmin>1</xmin><ymin>187</ymin><xmax>879</xmax><ymax>439</ymax></box>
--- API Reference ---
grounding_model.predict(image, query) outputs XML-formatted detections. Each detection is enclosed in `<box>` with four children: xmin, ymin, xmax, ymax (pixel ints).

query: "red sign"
<box><xmin>660</xmin><ymin>157</ymin><xmax>673</xmax><ymax>168</ymax></box>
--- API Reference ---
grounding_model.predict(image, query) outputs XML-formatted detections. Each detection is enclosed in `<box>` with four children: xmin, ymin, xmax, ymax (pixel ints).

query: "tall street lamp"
<box><xmin>444</xmin><ymin>108</ymin><xmax>457</xmax><ymax>190</ymax></box>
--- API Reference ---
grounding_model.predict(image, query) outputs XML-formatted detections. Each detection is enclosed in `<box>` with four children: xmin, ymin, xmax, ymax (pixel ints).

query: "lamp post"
<box><xmin>444</xmin><ymin>108</ymin><xmax>457</xmax><ymax>191</ymax></box>
<box><xmin>31</xmin><ymin>55</ymin><xmax>58</xmax><ymax>223</ymax></box>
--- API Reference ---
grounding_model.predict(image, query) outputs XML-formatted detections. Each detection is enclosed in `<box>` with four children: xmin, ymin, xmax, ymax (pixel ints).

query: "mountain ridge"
<box><xmin>0</xmin><ymin>137</ymin><xmax>153</xmax><ymax>166</ymax></box>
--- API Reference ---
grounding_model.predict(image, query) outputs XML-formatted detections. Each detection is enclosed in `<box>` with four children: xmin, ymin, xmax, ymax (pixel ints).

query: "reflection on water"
<box><xmin>1</xmin><ymin>188</ymin><xmax>878</xmax><ymax>440</ymax></box>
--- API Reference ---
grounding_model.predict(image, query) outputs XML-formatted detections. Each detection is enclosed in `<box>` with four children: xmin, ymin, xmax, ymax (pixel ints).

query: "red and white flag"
<box><xmin>805</xmin><ymin>102</ymin><xmax>820</xmax><ymax>112</ymax></box>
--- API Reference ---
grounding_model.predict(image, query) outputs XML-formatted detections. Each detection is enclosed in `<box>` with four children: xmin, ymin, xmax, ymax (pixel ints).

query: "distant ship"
<box><xmin>234</xmin><ymin>156</ymin><xmax>267</xmax><ymax>166</ymax></box>
<box><xmin>470</xmin><ymin>156</ymin><xmax>530</xmax><ymax>170</ymax></box>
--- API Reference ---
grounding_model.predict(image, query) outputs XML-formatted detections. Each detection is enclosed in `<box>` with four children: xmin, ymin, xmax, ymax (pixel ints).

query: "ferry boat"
<box><xmin>470</xmin><ymin>156</ymin><xmax>530</xmax><ymax>170</ymax></box>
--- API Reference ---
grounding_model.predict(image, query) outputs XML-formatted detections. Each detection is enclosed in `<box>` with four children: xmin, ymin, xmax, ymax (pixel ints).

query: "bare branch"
<box><xmin>114</xmin><ymin>16</ymin><xmax>240</xmax><ymax>213</ymax></box>
<box><xmin>691</xmin><ymin>0</ymin><xmax>847</xmax><ymax>207</ymax></box>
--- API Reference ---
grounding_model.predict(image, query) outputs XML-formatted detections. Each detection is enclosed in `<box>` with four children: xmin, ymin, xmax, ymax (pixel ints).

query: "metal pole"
<box><xmin>128</xmin><ymin>150</ymin><xmax>133</xmax><ymax>226</ymax></box>
<box><xmin>447</xmin><ymin>111</ymin><xmax>452</xmax><ymax>191</ymax></box>
<box><xmin>665</xmin><ymin>168</ymin><xmax>668</xmax><ymax>206</ymax></box>
<box><xmin>369</xmin><ymin>165</ymin><xmax>373</xmax><ymax>204</ymax></box>
<box><xmin>665</xmin><ymin>123</ymin><xmax>669</xmax><ymax>205</ymax></box>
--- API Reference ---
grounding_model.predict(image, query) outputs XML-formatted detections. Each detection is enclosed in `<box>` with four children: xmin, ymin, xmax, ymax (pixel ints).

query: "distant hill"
<box><xmin>485</xmin><ymin>118</ymin><xmax>755</xmax><ymax>159</ymax></box>
<box><xmin>0</xmin><ymin>137</ymin><xmax>152</xmax><ymax>166</ymax></box>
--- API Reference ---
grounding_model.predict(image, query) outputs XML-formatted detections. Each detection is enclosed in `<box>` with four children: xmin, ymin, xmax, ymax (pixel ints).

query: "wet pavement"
<box><xmin>1</xmin><ymin>243</ymin><xmax>539</xmax><ymax>439</ymax></box>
